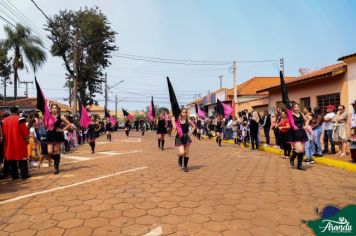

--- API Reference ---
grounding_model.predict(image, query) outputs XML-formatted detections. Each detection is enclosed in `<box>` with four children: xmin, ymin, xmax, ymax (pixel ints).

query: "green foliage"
<box><xmin>45</xmin><ymin>6</ymin><xmax>117</xmax><ymax>105</ymax></box>
<box><xmin>0</xmin><ymin>45</ymin><xmax>12</xmax><ymax>81</ymax></box>
<box><xmin>0</xmin><ymin>24</ymin><xmax>47</xmax><ymax>99</ymax></box>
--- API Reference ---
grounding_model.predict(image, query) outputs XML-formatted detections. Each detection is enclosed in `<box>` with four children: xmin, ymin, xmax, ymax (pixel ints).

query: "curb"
<box><xmin>202</xmin><ymin>136</ymin><xmax>356</xmax><ymax>173</ymax></box>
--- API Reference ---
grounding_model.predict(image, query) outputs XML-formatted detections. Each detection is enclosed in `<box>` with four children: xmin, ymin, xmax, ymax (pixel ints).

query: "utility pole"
<box><xmin>104</xmin><ymin>73</ymin><xmax>108</xmax><ymax>108</ymax></box>
<box><xmin>233</xmin><ymin>61</ymin><xmax>237</xmax><ymax>103</ymax></box>
<box><xmin>20</xmin><ymin>81</ymin><xmax>34</xmax><ymax>98</ymax></box>
<box><xmin>280</xmin><ymin>58</ymin><xmax>285</xmax><ymax>75</ymax></box>
<box><xmin>3</xmin><ymin>78</ymin><xmax>6</xmax><ymax>102</ymax></box>
<box><xmin>115</xmin><ymin>94</ymin><xmax>118</xmax><ymax>118</ymax></box>
<box><xmin>72</xmin><ymin>33</ymin><xmax>79</xmax><ymax>115</ymax></box>
<box><xmin>68</xmin><ymin>77</ymin><xmax>72</xmax><ymax>106</ymax></box>
<box><xmin>219</xmin><ymin>75</ymin><xmax>223</xmax><ymax>89</ymax></box>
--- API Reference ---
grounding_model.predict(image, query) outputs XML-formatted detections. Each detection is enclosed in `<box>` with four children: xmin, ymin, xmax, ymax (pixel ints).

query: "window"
<box><xmin>317</xmin><ymin>93</ymin><xmax>340</xmax><ymax>115</ymax></box>
<box><xmin>300</xmin><ymin>97</ymin><xmax>311</xmax><ymax>111</ymax></box>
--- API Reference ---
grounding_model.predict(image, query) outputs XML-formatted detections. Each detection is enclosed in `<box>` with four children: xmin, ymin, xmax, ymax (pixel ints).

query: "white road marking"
<box><xmin>97</xmin><ymin>138</ymin><xmax>141</xmax><ymax>144</ymax></box>
<box><xmin>144</xmin><ymin>226</ymin><xmax>163</xmax><ymax>236</ymax></box>
<box><xmin>97</xmin><ymin>150</ymin><xmax>142</xmax><ymax>155</ymax></box>
<box><xmin>61</xmin><ymin>150</ymin><xmax>143</xmax><ymax>165</ymax></box>
<box><xmin>31</xmin><ymin>174</ymin><xmax>75</xmax><ymax>179</ymax></box>
<box><xmin>62</xmin><ymin>156</ymin><xmax>91</xmax><ymax>161</ymax></box>
<box><xmin>0</xmin><ymin>167</ymin><xmax>147</xmax><ymax>205</ymax></box>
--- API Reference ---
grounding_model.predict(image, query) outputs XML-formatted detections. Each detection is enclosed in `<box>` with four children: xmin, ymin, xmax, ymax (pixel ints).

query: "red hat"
<box><xmin>326</xmin><ymin>105</ymin><xmax>336</xmax><ymax>110</ymax></box>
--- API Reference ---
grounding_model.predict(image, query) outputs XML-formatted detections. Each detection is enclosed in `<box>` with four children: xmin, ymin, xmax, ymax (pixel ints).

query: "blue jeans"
<box><xmin>305</xmin><ymin>132</ymin><xmax>314</xmax><ymax>159</ymax></box>
<box><xmin>324</xmin><ymin>130</ymin><xmax>335</xmax><ymax>153</ymax></box>
<box><xmin>226</xmin><ymin>128</ymin><xmax>233</xmax><ymax>140</ymax></box>
<box><xmin>264</xmin><ymin>126</ymin><xmax>270</xmax><ymax>145</ymax></box>
<box><xmin>312</xmin><ymin>126</ymin><xmax>322</xmax><ymax>155</ymax></box>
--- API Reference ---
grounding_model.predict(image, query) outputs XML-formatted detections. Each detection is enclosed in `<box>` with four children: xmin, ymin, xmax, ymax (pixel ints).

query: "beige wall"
<box><xmin>344</xmin><ymin>57</ymin><xmax>356</xmax><ymax>113</ymax></box>
<box><xmin>235</xmin><ymin>97</ymin><xmax>269</xmax><ymax>112</ymax></box>
<box><xmin>268</xmin><ymin>74</ymin><xmax>347</xmax><ymax>112</ymax></box>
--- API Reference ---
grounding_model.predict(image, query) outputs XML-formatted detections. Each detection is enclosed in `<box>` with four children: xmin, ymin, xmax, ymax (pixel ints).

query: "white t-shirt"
<box><xmin>351</xmin><ymin>112</ymin><xmax>356</xmax><ymax>128</ymax></box>
<box><xmin>29</xmin><ymin>127</ymin><xmax>37</xmax><ymax>139</ymax></box>
<box><xmin>323</xmin><ymin>112</ymin><xmax>335</xmax><ymax>130</ymax></box>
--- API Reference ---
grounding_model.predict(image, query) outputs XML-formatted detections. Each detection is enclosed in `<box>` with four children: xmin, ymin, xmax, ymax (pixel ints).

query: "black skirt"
<box><xmin>87</xmin><ymin>130</ymin><xmax>98</xmax><ymax>139</ymax></box>
<box><xmin>46</xmin><ymin>130</ymin><xmax>65</xmax><ymax>143</ymax></box>
<box><xmin>280</xmin><ymin>131</ymin><xmax>292</xmax><ymax>143</ymax></box>
<box><xmin>291</xmin><ymin>128</ymin><xmax>308</xmax><ymax>143</ymax></box>
<box><xmin>156</xmin><ymin>126</ymin><xmax>167</xmax><ymax>134</ymax></box>
<box><xmin>175</xmin><ymin>134</ymin><xmax>192</xmax><ymax>146</ymax></box>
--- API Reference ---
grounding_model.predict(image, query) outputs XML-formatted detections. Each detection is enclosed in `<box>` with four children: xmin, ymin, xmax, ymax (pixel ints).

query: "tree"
<box><xmin>0</xmin><ymin>24</ymin><xmax>46</xmax><ymax>100</ymax></box>
<box><xmin>0</xmin><ymin>45</ymin><xmax>12</xmax><ymax>101</ymax></box>
<box><xmin>144</xmin><ymin>105</ymin><xmax>169</xmax><ymax>118</ymax></box>
<box><xmin>46</xmin><ymin>7</ymin><xmax>117</xmax><ymax>105</ymax></box>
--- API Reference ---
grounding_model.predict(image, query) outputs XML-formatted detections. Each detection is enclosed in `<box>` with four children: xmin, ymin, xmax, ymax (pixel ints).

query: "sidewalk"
<box><xmin>202</xmin><ymin>136</ymin><xmax>356</xmax><ymax>172</ymax></box>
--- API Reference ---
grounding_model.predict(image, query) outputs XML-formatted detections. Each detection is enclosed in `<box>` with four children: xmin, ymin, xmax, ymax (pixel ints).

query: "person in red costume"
<box><xmin>2</xmin><ymin>106</ymin><xmax>30</xmax><ymax>180</ymax></box>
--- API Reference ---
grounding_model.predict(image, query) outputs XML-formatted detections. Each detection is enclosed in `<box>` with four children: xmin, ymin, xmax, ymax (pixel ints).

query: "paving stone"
<box><xmin>57</xmin><ymin>218</ymin><xmax>83</xmax><ymax>229</ymax></box>
<box><xmin>64</xmin><ymin>226</ymin><xmax>93</xmax><ymax>236</ymax></box>
<box><xmin>0</xmin><ymin>132</ymin><xmax>354</xmax><ymax>235</ymax></box>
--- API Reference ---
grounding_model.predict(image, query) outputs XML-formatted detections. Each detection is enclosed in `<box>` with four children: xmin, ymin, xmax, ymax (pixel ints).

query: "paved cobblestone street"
<box><xmin>0</xmin><ymin>131</ymin><xmax>355</xmax><ymax>235</ymax></box>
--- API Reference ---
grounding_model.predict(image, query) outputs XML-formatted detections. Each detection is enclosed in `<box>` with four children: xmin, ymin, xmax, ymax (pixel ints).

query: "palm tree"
<box><xmin>0</xmin><ymin>24</ymin><xmax>46</xmax><ymax>100</ymax></box>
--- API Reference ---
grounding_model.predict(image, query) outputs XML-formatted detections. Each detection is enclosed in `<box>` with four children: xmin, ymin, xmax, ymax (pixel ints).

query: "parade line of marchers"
<box><xmin>1</xmin><ymin>71</ymin><xmax>353</xmax><ymax>181</ymax></box>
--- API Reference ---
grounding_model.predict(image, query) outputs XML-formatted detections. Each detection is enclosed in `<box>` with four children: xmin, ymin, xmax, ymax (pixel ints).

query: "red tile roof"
<box><xmin>338</xmin><ymin>53</ymin><xmax>356</xmax><ymax>61</ymax></box>
<box><xmin>257</xmin><ymin>62</ymin><xmax>347</xmax><ymax>93</ymax></box>
<box><xmin>227</xmin><ymin>76</ymin><xmax>295</xmax><ymax>97</ymax></box>
<box><xmin>0</xmin><ymin>98</ymin><xmax>73</xmax><ymax>112</ymax></box>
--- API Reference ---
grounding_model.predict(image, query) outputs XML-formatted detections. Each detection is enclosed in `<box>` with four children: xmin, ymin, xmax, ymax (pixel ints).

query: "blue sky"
<box><xmin>0</xmin><ymin>0</ymin><xmax>355</xmax><ymax>111</ymax></box>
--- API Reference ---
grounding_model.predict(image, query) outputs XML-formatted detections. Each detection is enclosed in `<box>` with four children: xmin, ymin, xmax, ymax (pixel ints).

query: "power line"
<box><xmin>0</xmin><ymin>0</ymin><xmax>51</xmax><ymax>51</ymax></box>
<box><xmin>0</xmin><ymin>14</ymin><xmax>15</xmax><ymax>27</ymax></box>
<box><xmin>29</xmin><ymin>0</ymin><xmax>50</xmax><ymax>22</ymax></box>
<box><xmin>115</xmin><ymin>52</ymin><xmax>232</xmax><ymax>64</ymax></box>
<box><xmin>114</xmin><ymin>52</ymin><xmax>279</xmax><ymax>65</ymax></box>
<box><xmin>5</xmin><ymin>0</ymin><xmax>44</xmax><ymax>33</ymax></box>
<box><xmin>114</xmin><ymin>54</ymin><xmax>232</xmax><ymax>66</ymax></box>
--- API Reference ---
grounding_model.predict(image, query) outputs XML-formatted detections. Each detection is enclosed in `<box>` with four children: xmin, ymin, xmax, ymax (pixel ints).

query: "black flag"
<box><xmin>216</xmin><ymin>99</ymin><xmax>225</xmax><ymax>116</ymax></box>
<box><xmin>167</xmin><ymin>77</ymin><xmax>180</xmax><ymax>120</ymax></box>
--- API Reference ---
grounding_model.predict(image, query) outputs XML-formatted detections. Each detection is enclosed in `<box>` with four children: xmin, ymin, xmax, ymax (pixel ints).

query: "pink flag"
<box><xmin>164</xmin><ymin>111</ymin><xmax>168</xmax><ymax>121</ymax></box>
<box><xmin>286</xmin><ymin>109</ymin><xmax>298</xmax><ymax>131</ymax></box>
<box><xmin>148</xmin><ymin>104</ymin><xmax>153</xmax><ymax>122</ymax></box>
<box><xmin>109</xmin><ymin>116</ymin><xmax>116</xmax><ymax>125</ymax></box>
<box><xmin>197</xmin><ymin>107</ymin><xmax>206</xmax><ymax>119</ymax></box>
<box><xmin>80</xmin><ymin>104</ymin><xmax>91</xmax><ymax>128</ymax></box>
<box><xmin>44</xmin><ymin>100</ymin><xmax>56</xmax><ymax>131</ymax></box>
<box><xmin>175</xmin><ymin>119</ymin><xmax>183</xmax><ymax>138</ymax></box>
<box><xmin>222</xmin><ymin>102</ymin><xmax>233</xmax><ymax>118</ymax></box>
<box><xmin>128</xmin><ymin>114</ymin><xmax>134</xmax><ymax>121</ymax></box>
<box><xmin>35</xmin><ymin>77</ymin><xmax>55</xmax><ymax>130</ymax></box>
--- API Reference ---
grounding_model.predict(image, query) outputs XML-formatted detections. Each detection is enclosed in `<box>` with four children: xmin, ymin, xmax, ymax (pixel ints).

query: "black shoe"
<box><xmin>0</xmin><ymin>174</ymin><xmax>8</xmax><ymax>180</ymax></box>
<box><xmin>12</xmin><ymin>176</ymin><xmax>20</xmax><ymax>180</ymax></box>
<box><xmin>54</xmin><ymin>167</ymin><xmax>59</xmax><ymax>175</ymax></box>
<box><xmin>290</xmin><ymin>159</ymin><xmax>294</xmax><ymax>167</ymax></box>
<box><xmin>322</xmin><ymin>150</ymin><xmax>328</xmax><ymax>154</ymax></box>
<box><xmin>22</xmin><ymin>175</ymin><xmax>31</xmax><ymax>180</ymax></box>
<box><xmin>332</xmin><ymin>150</ymin><xmax>336</xmax><ymax>154</ymax></box>
<box><xmin>297</xmin><ymin>166</ymin><xmax>306</xmax><ymax>171</ymax></box>
<box><xmin>183</xmin><ymin>157</ymin><xmax>189</xmax><ymax>172</ymax></box>
<box><xmin>178</xmin><ymin>156</ymin><xmax>183</xmax><ymax>168</ymax></box>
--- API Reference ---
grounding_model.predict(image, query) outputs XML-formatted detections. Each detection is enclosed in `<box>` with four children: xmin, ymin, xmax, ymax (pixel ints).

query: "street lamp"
<box><xmin>108</xmin><ymin>80</ymin><xmax>125</xmax><ymax>90</ymax></box>
<box><xmin>105</xmin><ymin>79</ymin><xmax>125</xmax><ymax>117</ymax></box>
<box><xmin>104</xmin><ymin>78</ymin><xmax>125</xmax><ymax>108</ymax></box>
